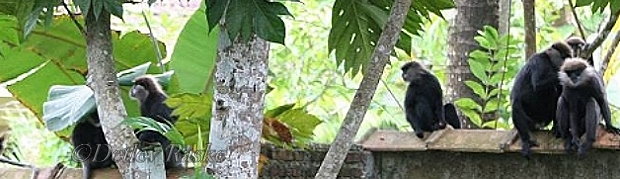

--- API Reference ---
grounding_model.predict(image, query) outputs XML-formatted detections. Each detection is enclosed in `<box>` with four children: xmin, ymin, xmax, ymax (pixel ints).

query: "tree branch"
<box><xmin>314</xmin><ymin>0</ymin><xmax>412</xmax><ymax>178</ymax></box>
<box><xmin>600</xmin><ymin>31</ymin><xmax>620</xmax><ymax>73</ymax></box>
<box><xmin>568</xmin><ymin>0</ymin><xmax>586</xmax><ymax>40</ymax></box>
<box><xmin>582</xmin><ymin>11</ymin><xmax>620</xmax><ymax>59</ymax></box>
<box><xmin>524</xmin><ymin>0</ymin><xmax>536</xmax><ymax>58</ymax></box>
<box><xmin>61</xmin><ymin>2</ymin><xmax>85</xmax><ymax>36</ymax></box>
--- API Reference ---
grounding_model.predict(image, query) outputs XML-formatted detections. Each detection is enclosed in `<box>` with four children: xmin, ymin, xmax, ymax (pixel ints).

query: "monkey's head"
<box><xmin>130</xmin><ymin>75</ymin><xmax>165</xmax><ymax>103</ymax></box>
<box><xmin>546</xmin><ymin>41</ymin><xmax>573</xmax><ymax>68</ymax></box>
<box><xmin>566</xmin><ymin>37</ymin><xmax>587</xmax><ymax>57</ymax></box>
<box><xmin>559</xmin><ymin>58</ymin><xmax>593</xmax><ymax>87</ymax></box>
<box><xmin>401</xmin><ymin>61</ymin><xmax>429</xmax><ymax>82</ymax></box>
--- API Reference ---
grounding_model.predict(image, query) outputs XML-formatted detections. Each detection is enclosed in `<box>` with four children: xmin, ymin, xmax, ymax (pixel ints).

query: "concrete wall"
<box><xmin>375</xmin><ymin>150</ymin><xmax>620</xmax><ymax>179</ymax></box>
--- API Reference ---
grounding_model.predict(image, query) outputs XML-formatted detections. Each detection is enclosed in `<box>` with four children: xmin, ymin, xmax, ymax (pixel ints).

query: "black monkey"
<box><xmin>444</xmin><ymin>103</ymin><xmax>461</xmax><ymax>129</ymax></box>
<box><xmin>565</xmin><ymin>37</ymin><xmax>594</xmax><ymax>66</ymax></box>
<box><xmin>130</xmin><ymin>75</ymin><xmax>184</xmax><ymax>169</ymax></box>
<box><xmin>401</xmin><ymin>61</ymin><xmax>451</xmax><ymax>138</ymax></box>
<box><xmin>71</xmin><ymin>112</ymin><xmax>114</xmax><ymax>179</ymax></box>
<box><xmin>510</xmin><ymin>41</ymin><xmax>573</xmax><ymax>158</ymax></box>
<box><xmin>557</xmin><ymin>58</ymin><xmax>620</xmax><ymax>156</ymax></box>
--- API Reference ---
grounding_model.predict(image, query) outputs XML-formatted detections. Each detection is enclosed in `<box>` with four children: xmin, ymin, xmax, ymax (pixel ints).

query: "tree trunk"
<box><xmin>85</xmin><ymin>10</ymin><xmax>156</xmax><ymax>178</ymax></box>
<box><xmin>206</xmin><ymin>34</ymin><xmax>269</xmax><ymax>178</ymax></box>
<box><xmin>498</xmin><ymin>0</ymin><xmax>510</xmax><ymax>35</ymax></box>
<box><xmin>523</xmin><ymin>0</ymin><xmax>536</xmax><ymax>58</ymax></box>
<box><xmin>314</xmin><ymin>0</ymin><xmax>412</xmax><ymax>178</ymax></box>
<box><xmin>446</xmin><ymin>0</ymin><xmax>499</xmax><ymax>128</ymax></box>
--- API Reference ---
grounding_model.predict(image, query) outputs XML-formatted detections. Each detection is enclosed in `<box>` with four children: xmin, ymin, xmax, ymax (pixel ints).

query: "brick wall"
<box><xmin>260</xmin><ymin>143</ymin><xmax>375</xmax><ymax>178</ymax></box>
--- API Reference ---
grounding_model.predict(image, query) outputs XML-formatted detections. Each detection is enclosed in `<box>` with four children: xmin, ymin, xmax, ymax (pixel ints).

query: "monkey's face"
<box><xmin>130</xmin><ymin>84</ymin><xmax>149</xmax><ymax>102</ymax></box>
<box><xmin>566</xmin><ymin>37</ymin><xmax>586</xmax><ymax>57</ymax></box>
<box><xmin>401</xmin><ymin>62</ymin><xmax>428</xmax><ymax>82</ymax></box>
<box><xmin>566</xmin><ymin>69</ymin><xmax>583</xmax><ymax>83</ymax></box>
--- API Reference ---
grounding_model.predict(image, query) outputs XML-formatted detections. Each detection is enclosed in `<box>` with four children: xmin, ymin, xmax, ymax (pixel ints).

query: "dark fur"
<box><xmin>557</xmin><ymin>58</ymin><xmax>620</xmax><ymax>156</ymax></box>
<box><xmin>71</xmin><ymin>112</ymin><xmax>113</xmax><ymax>179</ymax></box>
<box><xmin>565</xmin><ymin>37</ymin><xmax>594</xmax><ymax>66</ymax></box>
<box><xmin>130</xmin><ymin>76</ymin><xmax>183</xmax><ymax>169</ymax></box>
<box><xmin>510</xmin><ymin>41</ymin><xmax>573</xmax><ymax>158</ymax></box>
<box><xmin>401</xmin><ymin>61</ymin><xmax>453</xmax><ymax>138</ymax></box>
<box><xmin>443</xmin><ymin>103</ymin><xmax>461</xmax><ymax>129</ymax></box>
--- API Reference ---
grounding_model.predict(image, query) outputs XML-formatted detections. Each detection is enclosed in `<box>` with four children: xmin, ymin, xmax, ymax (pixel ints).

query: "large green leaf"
<box><xmin>7</xmin><ymin>62</ymin><xmax>85</xmax><ymax>117</ymax></box>
<box><xmin>329</xmin><ymin>0</ymin><xmax>454</xmax><ymax>76</ymax></box>
<box><xmin>165</xmin><ymin>93</ymin><xmax>212</xmax><ymax>120</ymax></box>
<box><xmin>165</xmin><ymin>93</ymin><xmax>212</xmax><ymax>147</ymax></box>
<box><xmin>43</xmin><ymin>85</ymin><xmax>95</xmax><ymax>131</ymax></box>
<box><xmin>0</xmin><ymin>0</ymin><xmax>61</xmax><ymax>38</ymax></box>
<box><xmin>278</xmin><ymin>109</ymin><xmax>322</xmax><ymax>143</ymax></box>
<box><xmin>0</xmin><ymin>16</ymin><xmax>166</xmax><ymax>118</ymax></box>
<box><xmin>205</xmin><ymin>0</ymin><xmax>292</xmax><ymax>44</ymax></box>
<box><xmin>169</xmin><ymin>3</ymin><xmax>219</xmax><ymax>93</ymax></box>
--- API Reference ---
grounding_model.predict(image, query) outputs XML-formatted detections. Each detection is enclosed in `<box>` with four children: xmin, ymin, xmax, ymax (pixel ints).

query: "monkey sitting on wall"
<box><xmin>556</xmin><ymin>58</ymin><xmax>620</xmax><ymax>156</ymax></box>
<box><xmin>510</xmin><ymin>41</ymin><xmax>573</xmax><ymax>158</ymax></box>
<box><xmin>401</xmin><ymin>61</ymin><xmax>460</xmax><ymax>138</ymax></box>
<box><xmin>130</xmin><ymin>75</ymin><xmax>184</xmax><ymax>169</ymax></box>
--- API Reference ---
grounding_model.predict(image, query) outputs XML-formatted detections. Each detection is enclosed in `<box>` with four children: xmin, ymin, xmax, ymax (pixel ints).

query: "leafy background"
<box><xmin>0</xmin><ymin>0</ymin><xmax>619</xmax><ymax>167</ymax></box>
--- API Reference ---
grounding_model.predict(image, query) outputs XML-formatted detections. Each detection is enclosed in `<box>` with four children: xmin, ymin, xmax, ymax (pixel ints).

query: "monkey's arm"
<box><xmin>591</xmin><ymin>78</ymin><xmax>619</xmax><ymax>134</ymax></box>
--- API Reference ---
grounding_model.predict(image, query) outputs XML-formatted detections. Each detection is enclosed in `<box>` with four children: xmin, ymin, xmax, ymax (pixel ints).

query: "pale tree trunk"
<box><xmin>523</xmin><ymin>0</ymin><xmax>536</xmax><ymax>58</ymax></box>
<box><xmin>206</xmin><ymin>34</ymin><xmax>268</xmax><ymax>178</ymax></box>
<box><xmin>498</xmin><ymin>0</ymin><xmax>510</xmax><ymax>35</ymax></box>
<box><xmin>314</xmin><ymin>0</ymin><xmax>412</xmax><ymax>178</ymax></box>
<box><xmin>446</xmin><ymin>0</ymin><xmax>499</xmax><ymax>128</ymax></box>
<box><xmin>85</xmin><ymin>10</ymin><xmax>158</xmax><ymax>178</ymax></box>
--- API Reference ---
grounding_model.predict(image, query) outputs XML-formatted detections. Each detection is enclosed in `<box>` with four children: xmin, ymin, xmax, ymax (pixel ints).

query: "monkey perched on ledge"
<box><xmin>556</xmin><ymin>58</ymin><xmax>620</xmax><ymax>156</ymax></box>
<box><xmin>401</xmin><ymin>61</ymin><xmax>460</xmax><ymax>139</ymax></box>
<box><xmin>510</xmin><ymin>41</ymin><xmax>573</xmax><ymax>158</ymax></box>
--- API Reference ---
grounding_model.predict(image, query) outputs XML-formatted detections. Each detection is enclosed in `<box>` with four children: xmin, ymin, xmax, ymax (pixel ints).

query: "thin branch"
<box><xmin>496</xmin><ymin>0</ymin><xmax>512</xmax><ymax>129</ymax></box>
<box><xmin>600</xmin><ymin>31</ymin><xmax>620</xmax><ymax>73</ymax></box>
<box><xmin>568</xmin><ymin>0</ymin><xmax>586</xmax><ymax>40</ymax></box>
<box><xmin>381</xmin><ymin>79</ymin><xmax>404</xmax><ymax>112</ymax></box>
<box><xmin>314</xmin><ymin>0</ymin><xmax>412</xmax><ymax>177</ymax></box>
<box><xmin>582</xmin><ymin>11</ymin><xmax>620</xmax><ymax>59</ymax></box>
<box><xmin>141</xmin><ymin>10</ymin><xmax>165</xmax><ymax>72</ymax></box>
<box><xmin>61</xmin><ymin>2</ymin><xmax>86</xmax><ymax>36</ymax></box>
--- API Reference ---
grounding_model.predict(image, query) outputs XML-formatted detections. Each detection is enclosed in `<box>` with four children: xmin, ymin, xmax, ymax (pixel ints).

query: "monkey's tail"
<box><xmin>443</xmin><ymin>103</ymin><xmax>461</xmax><ymax>129</ymax></box>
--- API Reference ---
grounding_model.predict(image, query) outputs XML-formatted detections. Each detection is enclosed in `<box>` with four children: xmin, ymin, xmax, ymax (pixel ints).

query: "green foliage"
<box><xmin>122</xmin><ymin>117</ymin><xmax>185</xmax><ymax>146</ymax></box>
<box><xmin>328</xmin><ymin>0</ymin><xmax>454</xmax><ymax>76</ymax></box>
<box><xmin>263</xmin><ymin>104</ymin><xmax>323</xmax><ymax>149</ymax></box>
<box><xmin>165</xmin><ymin>93</ymin><xmax>212</xmax><ymax>147</ymax></box>
<box><xmin>574</xmin><ymin>0</ymin><xmax>620</xmax><ymax>13</ymax></box>
<box><xmin>205</xmin><ymin>0</ymin><xmax>295</xmax><ymax>44</ymax></box>
<box><xmin>455</xmin><ymin>26</ymin><xmax>521</xmax><ymax>129</ymax></box>
<box><xmin>0</xmin><ymin>15</ymin><xmax>166</xmax><ymax>119</ymax></box>
<box><xmin>169</xmin><ymin>3</ymin><xmax>219</xmax><ymax>94</ymax></box>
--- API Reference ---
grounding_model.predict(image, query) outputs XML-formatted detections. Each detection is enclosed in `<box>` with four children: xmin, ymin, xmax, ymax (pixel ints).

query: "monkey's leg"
<box><xmin>81</xmin><ymin>161</ymin><xmax>92</xmax><ymax>179</ymax></box>
<box><xmin>579</xmin><ymin>98</ymin><xmax>600</xmax><ymax>157</ymax></box>
<box><xmin>512</xmin><ymin>102</ymin><xmax>537</xmax><ymax>158</ymax></box>
<box><xmin>557</xmin><ymin>97</ymin><xmax>575</xmax><ymax>153</ymax></box>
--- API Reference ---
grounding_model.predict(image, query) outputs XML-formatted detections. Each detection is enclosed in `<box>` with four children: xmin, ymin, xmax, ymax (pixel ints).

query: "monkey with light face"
<box><xmin>565</xmin><ymin>37</ymin><xmax>594</xmax><ymax>66</ymax></box>
<box><xmin>556</xmin><ymin>58</ymin><xmax>620</xmax><ymax>156</ymax></box>
<box><xmin>401</xmin><ymin>61</ymin><xmax>460</xmax><ymax>138</ymax></box>
<box><xmin>130</xmin><ymin>75</ymin><xmax>183</xmax><ymax>169</ymax></box>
